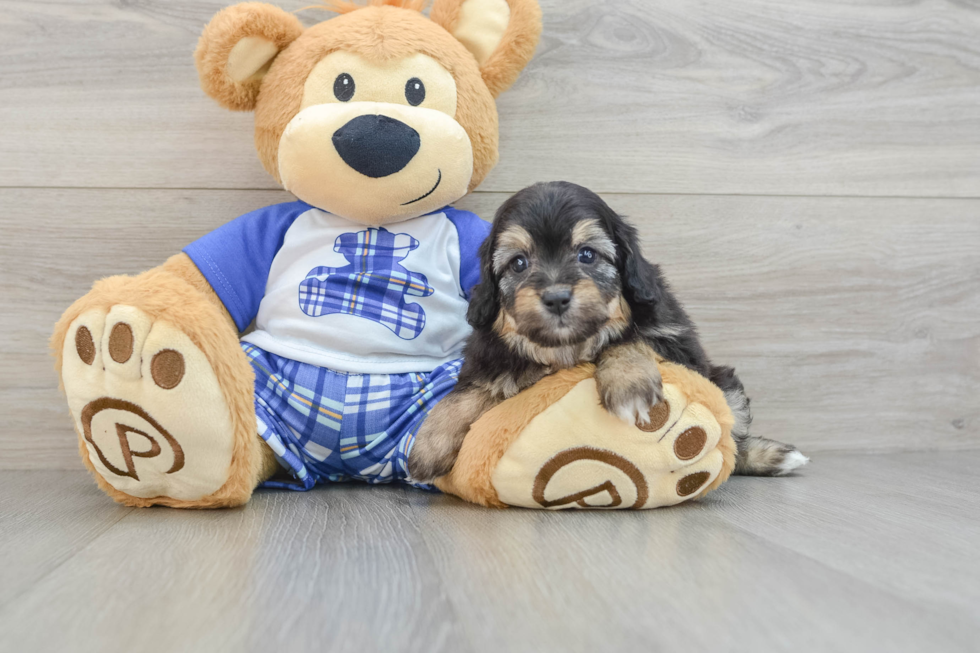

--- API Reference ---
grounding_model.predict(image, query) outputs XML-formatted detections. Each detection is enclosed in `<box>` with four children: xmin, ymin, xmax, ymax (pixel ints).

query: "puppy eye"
<box><xmin>578</xmin><ymin>247</ymin><xmax>597</xmax><ymax>264</ymax></box>
<box><xmin>510</xmin><ymin>255</ymin><xmax>529</xmax><ymax>274</ymax></box>
<box><xmin>405</xmin><ymin>77</ymin><xmax>425</xmax><ymax>106</ymax></box>
<box><xmin>334</xmin><ymin>73</ymin><xmax>355</xmax><ymax>102</ymax></box>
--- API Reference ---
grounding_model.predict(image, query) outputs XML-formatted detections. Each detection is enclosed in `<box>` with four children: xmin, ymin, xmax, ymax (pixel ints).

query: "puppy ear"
<box><xmin>195</xmin><ymin>3</ymin><xmax>304</xmax><ymax>111</ymax></box>
<box><xmin>430</xmin><ymin>0</ymin><xmax>542</xmax><ymax>97</ymax></box>
<box><xmin>608</xmin><ymin>214</ymin><xmax>663</xmax><ymax>315</ymax></box>
<box><xmin>466</xmin><ymin>237</ymin><xmax>500</xmax><ymax>328</ymax></box>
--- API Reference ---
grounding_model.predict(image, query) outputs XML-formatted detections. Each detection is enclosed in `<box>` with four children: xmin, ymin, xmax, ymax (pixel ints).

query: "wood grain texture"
<box><xmin>710</xmin><ymin>451</ymin><xmax>980</xmax><ymax>614</ymax></box>
<box><xmin>0</xmin><ymin>478</ymin><xmax>469</xmax><ymax>653</ymax></box>
<box><xmin>2</xmin><ymin>452</ymin><xmax>979</xmax><ymax>652</ymax></box>
<box><xmin>409</xmin><ymin>452</ymin><xmax>980</xmax><ymax>653</ymax></box>
<box><xmin>0</xmin><ymin>470</ymin><xmax>130</xmax><ymax>607</ymax></box>
<box><xmin>3</xmin><ymin>187</ymin><xmax>975</xmax><ymax>469</ymax></box>
<box><xmin>1</xmin><ymin>0</ymin><xmax>978</xmax><ymax>196</ymax></box>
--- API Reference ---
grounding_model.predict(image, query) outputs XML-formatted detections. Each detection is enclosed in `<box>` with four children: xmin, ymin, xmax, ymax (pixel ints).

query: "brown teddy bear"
<box><xmin>51</xmin><ymin>0</ymin><xmax>736</xmax><ymax>509</ymax></box>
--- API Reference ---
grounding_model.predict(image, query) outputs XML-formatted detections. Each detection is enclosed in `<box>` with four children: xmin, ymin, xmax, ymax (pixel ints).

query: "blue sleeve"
<box><xmin>444</xmin><ymin>207</ymin><xmax>492</xmax><ymax>299</ymax></box>
<box><xmin>183</xmin><ymin>201</ymin><xmax>311</xmax><ymax>331</ymax></box>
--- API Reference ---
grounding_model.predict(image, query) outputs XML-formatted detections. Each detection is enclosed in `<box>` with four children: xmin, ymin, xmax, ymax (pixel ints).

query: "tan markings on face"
<box><xmin>509</xmin><ymin>279</ymin><xmax>619</xmax><ymax>341</ymax></box>
<box><xmin>571</xmin><ymin>219</ymin><xmax>616</xmax><ymax>260</ymax></box>
<box><xmin>497</xmin><ymin>331</ymin><xmax>588</xmax><ymax>370</ymax></box>
<box><xmin>573</xmin><ymin>277</ymin><xmax>602</xmax><ymax>307</ymax></box>
<box><xmin>302</xmin><ymin>52</ymin><xmax>458</xmax><ymax>117</ymax></box>
<box><xmin>512</xmin><ymin>286</ymin><xmax>542</xmax><ymax>319</ymax></box>
<box><xmin>492</xmin><ymin>225</ymin><xmax>534</xmax><ymax>273</ymax></box>
<box><xmin>494</xmin><ymin>309</ymin><xmax>518</xmax><ymax>335</ymax></box>
<box><xmin>568</xmin><ymin>278</ymin><xmax>618</xmax><ymax>335</ymax></box>
<box><xmin>608</xmin><ymin>295</ymin><xmax>631</xmax><ymax>329</ymax></box>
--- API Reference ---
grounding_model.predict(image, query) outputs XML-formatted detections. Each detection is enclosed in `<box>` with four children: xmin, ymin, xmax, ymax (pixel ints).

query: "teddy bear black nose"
<box><xmin>332</xmin><ymin>114</ymin><xmax>420</xmax><ymax>178</ymax></box>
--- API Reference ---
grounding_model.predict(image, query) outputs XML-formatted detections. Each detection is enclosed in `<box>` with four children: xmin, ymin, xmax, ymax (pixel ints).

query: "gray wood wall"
<box><xmin>1</xmin><ymin>0</ymin><xmax>978</xmax><ymax>470</ymax></box>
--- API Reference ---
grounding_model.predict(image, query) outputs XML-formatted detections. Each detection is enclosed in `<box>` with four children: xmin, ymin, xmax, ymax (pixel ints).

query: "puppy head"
<box><xmin>468</xmin><ymin>181</ymin><xmax>662</xmax><ymax>348</ymax></box>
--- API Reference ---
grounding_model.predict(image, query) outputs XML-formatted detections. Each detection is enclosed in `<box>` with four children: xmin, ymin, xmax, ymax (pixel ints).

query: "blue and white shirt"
<box><xmin>184</xmin><ymin>202</ymin><xmax>490</xmax><ymax>374</ymax></box>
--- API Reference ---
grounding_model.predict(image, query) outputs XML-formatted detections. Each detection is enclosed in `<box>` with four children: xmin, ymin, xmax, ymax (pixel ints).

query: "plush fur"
<box><xmin>434</xmin><ymin>361</ymin><xmax>737</xmax><ymax>507</ymax></box>
<box><xmin>327</xmin><ymin>0</ymin><xmax>428</xmax><ymax>13</ymax></box>
<box><xmin>431</xmin><ymin>0</ymin><xmax>542</xmax><ymax>97</ymax></box>
<box><xmin>434</xmin><ymin>365</ymin><xmax>595</xmax><ymax>507</ymax></box>
<box><xmin>195</xmin><ymin>2</ymin><xmax>305</xmax><ymax>111</ymax></box>
<box><xmin>53</xmin><ymin>0</ymin><xmax>542</xmax><ymax>508</ymax></box>
<box><xmin>52</xmin><ymin>255</ymin><xmax>277</xmax><ymax>508</ymax></box>
<box><xmin>195</xmin><ymin>1</ymin><xmax>541</xmax><ymax>192</ymax></box>
<box><xmin>410</xmin><ymin>181</ymin><xmax>805</xmax><ymax>481</ymax></box>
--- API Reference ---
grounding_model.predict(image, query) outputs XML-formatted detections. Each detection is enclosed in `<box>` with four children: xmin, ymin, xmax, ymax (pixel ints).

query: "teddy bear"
<box><xmin>51</xmin><ymin>0</ymin><xmax>736</xmax><ymax>509</ymax></box>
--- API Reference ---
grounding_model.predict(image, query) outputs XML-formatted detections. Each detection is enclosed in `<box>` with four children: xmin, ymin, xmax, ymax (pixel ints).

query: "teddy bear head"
<box><xmin>195</xmin><ymin>0</ymin><xmax>541</xmax><ymax>226</ymax></box>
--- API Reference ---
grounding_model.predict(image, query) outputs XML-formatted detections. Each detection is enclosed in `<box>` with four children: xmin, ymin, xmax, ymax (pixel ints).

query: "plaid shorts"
<box><xmin>243</xmin><ymin>343</ymin><xmax>461</xmax><ymax>491</ymax></box>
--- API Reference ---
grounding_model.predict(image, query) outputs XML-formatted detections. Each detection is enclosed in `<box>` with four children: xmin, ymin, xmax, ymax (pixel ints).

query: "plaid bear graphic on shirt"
<box><xmin>298</xmin><ymin>228</ymin><xmax>435</xmax><ymax>339</ymax></box>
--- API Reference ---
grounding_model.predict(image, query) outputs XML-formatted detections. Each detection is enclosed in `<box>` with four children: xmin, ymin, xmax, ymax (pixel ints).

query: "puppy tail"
<box><xmin>734</xmin><ymin>436</ymin><xmax>810</xmax><ymax>476</ymax></box>
<box><xmin>709</xmin><ymin>365</ymin><xmax>809</xmax><ymax>477</ymax></box>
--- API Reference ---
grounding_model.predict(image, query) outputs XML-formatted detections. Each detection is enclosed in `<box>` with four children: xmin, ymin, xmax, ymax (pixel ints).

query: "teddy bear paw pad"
<box><xmin>62</xmin><ymin>306</ymin><xmax>235</xmax><ymax>501</ymax></box>
<box><xmin>491</xmin><ymin>378</ymin><xmax>728</xmax><ymax>509</ymax></box>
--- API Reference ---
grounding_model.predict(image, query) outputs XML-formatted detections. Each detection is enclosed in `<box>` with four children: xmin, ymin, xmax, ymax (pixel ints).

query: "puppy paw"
<box><xmin>408</xmin><ymin>387</ymin><xmax>495</xmax><ymax>483</ymax></box>
<box><xmin>407</xmin><ymin>445</ymin><xmax>455</xmax><ymax>483</ymax></box>
<box><xmin>407</xmin><ymin>419</ymin><xmax>462</xmax><ymax>483</ymax></box>
<box><xmin>596</xmin><ymin>366</ymin><xmax>664</xmax><ymax>428</ymax></box>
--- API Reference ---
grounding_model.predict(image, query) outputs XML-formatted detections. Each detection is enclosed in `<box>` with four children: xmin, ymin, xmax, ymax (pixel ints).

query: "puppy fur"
<box><xmin>407</xmin><ymin>181</ymin><xmax>808</xmax><ymax>481</ymax></box>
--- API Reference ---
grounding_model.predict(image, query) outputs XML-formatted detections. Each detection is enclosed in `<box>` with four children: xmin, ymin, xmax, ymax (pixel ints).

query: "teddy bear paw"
<box><xmin>62</xmin><ymin>306</ymin><xmax>236</xmax><ymax>502</ymax></box>
<box><xmin>491</xmin><ymin>377</ymin><xmax>733</xmax><ymax>509</ymax></box>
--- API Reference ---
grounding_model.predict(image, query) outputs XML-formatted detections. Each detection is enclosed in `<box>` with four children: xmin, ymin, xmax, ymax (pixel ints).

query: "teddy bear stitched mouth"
<box><xmin>402</xmin><ymin>169</ymin><xmax>442</xmax><ymax>205</ymax></box>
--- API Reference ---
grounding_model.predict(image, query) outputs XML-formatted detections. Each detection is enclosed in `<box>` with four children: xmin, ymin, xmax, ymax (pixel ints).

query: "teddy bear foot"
<box><xmin>60</xmin><ymin>300</ymin><xmax>270</xmax><ymax>508</ymax></box>
<box><xmin>436</xmin><ymin>362</ymin><xmax>737</xmax><ymax>510</ymax></box>
<box><xmin>62</xmin><ymin>306</ymin><xmax>236</xmax><ymax>504</ymax></box>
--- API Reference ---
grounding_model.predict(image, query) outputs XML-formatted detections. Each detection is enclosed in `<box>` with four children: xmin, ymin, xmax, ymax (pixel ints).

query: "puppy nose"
<box><xmin>541</xmin><ymin>288</ymin><xmax>572</xmax><ymax>316</ymax></box>
<box><xmin>332</xmin><ymin>114</ymin><xmax>420</xmax><ymax>178</ymax></box>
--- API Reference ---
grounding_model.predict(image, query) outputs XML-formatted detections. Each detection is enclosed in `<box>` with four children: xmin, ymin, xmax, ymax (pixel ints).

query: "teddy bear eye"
<box><xmin>333</xmin><ymin>73</ymin><xmax>355</xmax><ymax>102</ymax></box>
<box><xmin>405</xmin><ymin>77</ymin><xmax>425</xmax><ymax>106</ymax></box>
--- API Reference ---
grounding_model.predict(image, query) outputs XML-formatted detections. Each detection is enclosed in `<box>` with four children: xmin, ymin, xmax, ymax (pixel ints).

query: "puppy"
<box><xmin>408</xmin><ymin>181</ymin><xmax>808</xmax><ymax>481</ymax></box>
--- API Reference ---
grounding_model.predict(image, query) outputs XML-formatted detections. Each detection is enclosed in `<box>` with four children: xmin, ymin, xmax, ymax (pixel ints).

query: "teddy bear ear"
<box><xmin>430</xmin><ymin>0</ymin><xmax>542</xmax><ymax>98</ymax></box>
<box><xmin>194</xmin><ymin>2</ymin><xmax>304</xmax><ymax>111</ymax></box>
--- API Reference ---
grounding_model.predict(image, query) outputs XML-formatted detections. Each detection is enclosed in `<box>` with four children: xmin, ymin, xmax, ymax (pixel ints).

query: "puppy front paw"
<box><xmin>596</xmin><ymin>366</ymin><xmax>665</xmax><ymax>428</ymax></box>
<box><xmin>407</xmin><ymin>387</ymin><xmax>496</xmax><ymax>483</ymax></box>
<box><xmin>407</xmin><ymin>420</ymin><xmax>462</xmax><ymax>483</ymax></box>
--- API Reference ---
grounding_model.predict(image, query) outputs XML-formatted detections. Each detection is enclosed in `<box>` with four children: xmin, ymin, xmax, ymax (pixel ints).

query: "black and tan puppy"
<box><xmin>408</xmin><ymin>181</ymin><xmax>807</xmax><ymax>481</ymax></box>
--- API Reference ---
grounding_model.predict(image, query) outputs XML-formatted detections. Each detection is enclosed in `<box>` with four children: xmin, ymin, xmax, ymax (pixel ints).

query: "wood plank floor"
<box><xmin>1</xmin><ymin>451</ymin><xmax>978</xmax><ymax>653</ymax></box>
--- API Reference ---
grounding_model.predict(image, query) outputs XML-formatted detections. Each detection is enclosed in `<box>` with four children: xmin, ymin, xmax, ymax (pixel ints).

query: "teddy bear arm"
<box><xmin>160</xmin><ymin>253</ymin><xmax>239</xmax><ymax>333</ymax></box>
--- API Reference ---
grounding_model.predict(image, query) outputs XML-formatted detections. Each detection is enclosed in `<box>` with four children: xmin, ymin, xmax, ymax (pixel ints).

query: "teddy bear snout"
<box><xmin>332</xmin><ymin>114</ymin><xmax>421</xmax><ymax>178</ymax></box>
